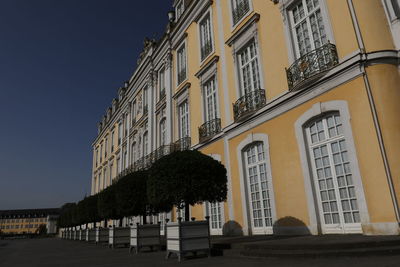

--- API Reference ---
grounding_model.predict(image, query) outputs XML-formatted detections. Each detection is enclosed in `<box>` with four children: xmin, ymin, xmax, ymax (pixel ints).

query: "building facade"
<box><xmin>0</xmin><ymin>209</ymin><xmax>60</xmax><ymax>235</ymax></box>
<box><xmin>91</xmin><ymin>0</ymin><xmax>400</xmax><ymax>236</ymax></box>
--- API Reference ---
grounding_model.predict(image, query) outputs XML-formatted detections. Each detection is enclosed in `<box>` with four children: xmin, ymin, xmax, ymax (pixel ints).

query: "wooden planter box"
<box><xmin>166</xmin><ymin>219</ymin><xmax>211</xmax><ymax>261</ymax></box>
<box><xmin>129</xmin><ymin>223</ymin><xmax>161</xmax><ymax>253</ymax></box>
<box><xmin>95</xmin><ymin>228</ymin><xmax>109</xmax><ymax>244</ymax></box>
<box><xmin>86</xmin><ymin>229</ymin><xmax>96</xmax><ymax>242</ymax></box>
<box><xmin>78</xmin><ymin>229</ymin><xmax>84</xmax><ymax>241</ymax></box>
<box><xmin>109</xmin><ymin>227</ymin><xmax>130</xmax><ymax>249</ymax></box>
<box><xmin>73</xmin><ymin>230</ymin><xmax>78</xmax><ymax>240</ymax></box>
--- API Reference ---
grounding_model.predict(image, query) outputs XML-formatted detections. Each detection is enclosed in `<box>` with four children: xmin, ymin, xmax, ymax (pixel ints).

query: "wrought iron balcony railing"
<box><xmin>286</xmin><ymin>42</ymin><xmax>339</xmax><ymax>91</ymax></box>
<box><xmin>177</xmin><ymin>69</ymin><xmax>187</xmax><ymax>85</ymax></box>
<box><xmin>116</xmin><ymin>137</ymin><xmax>192</xmax><ymax>179</ymax></box>
<box><xmin>233</xmin><ymin>89</ymin><xmax>266</xmax><ymax>122</ymax></box>
<box><xmin>232</xmin><ymin>0</ymin><xmax>250</xmax><ymax>25</ymax></box>
<box><xmin>200</xmin><ymin>41</ymin><xmax>213</xmax><ymax>61</ymax></box>
<box><xmin>199</xmin><ymin>118</ymin><xmax>221</xmax><ymax>143</ymax></box>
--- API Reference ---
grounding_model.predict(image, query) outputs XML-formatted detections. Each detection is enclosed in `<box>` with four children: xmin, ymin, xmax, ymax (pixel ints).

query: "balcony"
<box><xmin>233</xmin><ymin>89</ymin><xmax>266</xmax><ymax>122</ymax></box>
<box><xmin>118</xmin><ymin>137</ymin><xmax>192</xmax><ymax>178</ymax></box>
<box><xmin>232</xmin><ymin>0</ymin><xmax>250</xmax><ymax>25</ymax></box>
<box><xmin>198</xmin><ymin>118</ymin><xmax>221</xmax><ymax>143</ymax></box>
<box><xmin>286</xmin><ymin>42</ymin><xmax>339</xmax><ymax>91</ymax></box>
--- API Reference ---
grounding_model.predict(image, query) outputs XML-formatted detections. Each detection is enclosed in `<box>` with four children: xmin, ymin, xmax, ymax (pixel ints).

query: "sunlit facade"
<box><xmin>91</xmin><ymin>0</ymin><xmax>400</xmax><ymax>236</ymax></box>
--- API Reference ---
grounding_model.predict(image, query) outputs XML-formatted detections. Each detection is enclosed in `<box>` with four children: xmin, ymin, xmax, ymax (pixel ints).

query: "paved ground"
<box><xmin>1</xmin><ymin>238</ymin><xmax>400</xmax><ymax>267</ymax></box>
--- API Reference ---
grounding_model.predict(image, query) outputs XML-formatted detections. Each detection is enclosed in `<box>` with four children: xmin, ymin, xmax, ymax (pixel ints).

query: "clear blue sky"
<box><xmin>0</xmin><ymin>0</ymin><xmax>172</xmax><ymax>210</ymax></box>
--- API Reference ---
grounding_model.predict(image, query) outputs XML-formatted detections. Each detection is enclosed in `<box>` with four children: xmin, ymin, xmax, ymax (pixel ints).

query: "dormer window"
<box><xmin>175</xmin><ymin>0</ymin><xmax>185</xmax><ymax>22</ymax></box>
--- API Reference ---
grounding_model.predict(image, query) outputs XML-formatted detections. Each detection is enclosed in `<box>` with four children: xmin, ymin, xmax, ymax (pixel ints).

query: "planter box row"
<box><xmin>60</xmin><ymin>218</ymin><xmax>211</xmax><ymax>261</ymax></box>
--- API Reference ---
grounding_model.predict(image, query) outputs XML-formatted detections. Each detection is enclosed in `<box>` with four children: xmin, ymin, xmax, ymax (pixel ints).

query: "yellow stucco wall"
<box><xmin>210</xmin><ymin>76</ymin><xmax>398</xmax><ymax>231</ymax></box>
<box><xmin>365</xmin><ymin>64</ymin><xmax>400</xmax><ymax>209</ymax></box>
<box><xmin>352</xmin><ymin>0</ymin><xmax>396</xmax><ymax>52</ymax></box>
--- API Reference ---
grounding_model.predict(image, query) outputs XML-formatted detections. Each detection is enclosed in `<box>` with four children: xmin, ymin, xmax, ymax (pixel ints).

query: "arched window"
<box><xmin>243</xmin><ymin>142</ymin><xmax>273</xmax><ymax>233</ymax></box>
<box><xmin>305</xmin><ymin>113</ymin><xmax>361</xmax><ymax>232</ymax></box>
<box><xmin>159</xmin><ymin>118</ymin><xmax>166</xmax><ymax>146</ymax></box>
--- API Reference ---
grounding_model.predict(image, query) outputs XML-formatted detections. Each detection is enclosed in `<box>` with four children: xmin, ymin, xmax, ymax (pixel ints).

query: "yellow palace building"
<box><xmin>91</xmin><ymin>0</ymin><xmax>400</xmax><ymax>236</ymax></box>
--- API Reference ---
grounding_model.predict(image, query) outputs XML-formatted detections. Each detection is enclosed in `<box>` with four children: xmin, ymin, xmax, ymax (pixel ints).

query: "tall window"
<box><xmin>131</xmin><ymin>142</ymin><xmax>137</xmax><ymax>164</ymax></box>
<box><xmin>109</xmin><ymin>164</ymin><xmax>113</xmax><ymax>186</ymax></box>
<box><xmin>244</xmin><ymin>143</ymin><xmax>273</xmax><ymax>231</ymax></box>
<box><xmin>125</xmin><ymin>115</ymin><xmax>129</xmax><ymax>137</ymax></box>
<box><xmin>143</xmin><ymin>132</ymin><xmax>149</xmax><ymax>156</ymax></box>
<box><xmin>132</xmin><ymin>100</ymin><xmax>137</xmax><ymax>123</ymax></box>
<box><xmin>100</xmin><ymin>143</ymin><xmax>103</xmax><ymax>162</ymax></box>
<box><xmin>306</xmin><ymin>113</ymin><xmax>360</xmax><ymax>230</ymax></box>
<box><xmin>203</xmin><ymin>77</ymin><xmax>218</xmax><ymax>122</ymax></box>
<box><xmin>124</xmin><ymin>149</ymin><xmax>128</xmax><ymax>169</ymax></box>
<box><xmin>103</xmin><ymin>169</ymin><xmax>107</xmax><ymax>190</ymax></box>
<box><xmin>111</xmin><ymin>131</ymin><xmax>114</xmax><ymax>152</ymax></box>
<box><xmin>177</xmin><ymin>44</ymin><xmax>187</xmax><ymax>85</ymax></box>
<box><xmin>97</xmin><ymin>174</ymin><xmax>101</xmax><ymax>193</ymax></box>
<box><xmin>143</xmin><ymin>87</ymin><xmax>148</xmax><ymax>114</ymax></box>
<box><xmin>237</xmin><ymin>40</ymin><xmax>261</xmax><ymax>96</ymax></box>
<box><xmin>159</xmin><ymin>68</ymin><xmax>166</xmax><ymax>100</ymax></box>
<box><xmin>117</xmin><ymin>158</ymin><xmax>121</xmax><ymax>174</ymax></box>
<box><xmin>232</xmin><ymin>0</ymin><xmax>250</xmax><ymax>25</ymax></box>
<box><xmin>104</xmin><ymin>137</ymin><xmax>108</xmax><ymax>158</ymax></box>
<box><xmin>199</xmin><ymin>13</ymin><xmax>213</xmax><ymax>61</ymax></box>
<box><xmin>95</xmin><ymin>149</ymin><xmax>98</xmax><ymax>167</ymax></box>
<box><xmin>159</xmin><ymin>119</ymin><xmax>166</xmax><ymax>146</ymax></box>
<box><xmin>118</xmin><ymin>122</ymin><xmax>122</xmax><ymax>145</ymax></box>
<box><xmin>178</xmin><ymin>101</ymin><xmax>189</xmax><ymax>138</ymax></box>
<box><xmin>175</xmin><ymin>0</ymin><xmax>185</xmax><ymax>21</ymax></box>
<box><xmin>208</xmin><ymin>202</ymin><xmax>223</xmax><ymax>231</ymax></box>
<box><xmin>289</xmin><ymin>0</ymin><xmax>327</xmax><ymax>57</ymax></box>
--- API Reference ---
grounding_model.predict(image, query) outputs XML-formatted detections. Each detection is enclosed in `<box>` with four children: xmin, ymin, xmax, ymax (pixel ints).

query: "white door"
<box><xmin>244</xmin><ymin>143</ymin><xmax>273</xmax><ymax>235</ymax></box>
<box><xmin>206</xmin><ymin>202</ymin><xmax>224</xmax><ymax>235</ymax></box>
<box><xmin>306</xmin><ymin>113</ymin><xmax>362</xmax><ymax>234</ymax></box>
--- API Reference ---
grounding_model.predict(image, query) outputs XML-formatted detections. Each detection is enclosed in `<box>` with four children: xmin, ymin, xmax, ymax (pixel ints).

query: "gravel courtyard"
<box><xmin>1</xmin><ymin>238</ymin><xmax>400</xmax><ymax>267</ymax></box>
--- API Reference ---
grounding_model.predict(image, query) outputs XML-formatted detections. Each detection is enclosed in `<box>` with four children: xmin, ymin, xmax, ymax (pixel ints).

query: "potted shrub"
<box><xmin>115</xmin><ymin>171</ymin><xmax>162</xmax><ymax>253</ymax></box>
<box><xmin>148</xmin><ymin>150</ymin><xmax>227</xmax><ymax>261</ymax></box>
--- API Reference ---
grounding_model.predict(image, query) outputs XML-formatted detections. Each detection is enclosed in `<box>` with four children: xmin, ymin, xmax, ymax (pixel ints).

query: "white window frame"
<box><xmin>236</xmin><ymin>38</ymin><xmax>262</xmax><ymax>96</ymax></box>
<box><xmin>229</xmin><ymin>0</ymin><xmax>253</xmax><ymax>29</ymax></box>
<box><xmin>203</xmin><ymin>76</ymin><xmax>219</xmax><ymax>122</ymax></box>
<box><xmin>306</xmin><ymin>113</ymin><xmax>361</xmax><ymax>233</ymax></box>
<box><xmin>236</xmin><ymin>133</ymin><xmax>277</xmax><ymax>236</ymax></box>
<box><xmin>109</xmin><ymin>164</ymin><xmax>113</xmax><ymax>186</ymax></box>
<box><xmin>158</xmin><ymin>67</ymin><xmax>166</xmax><ymax>100</ymax></box>
<box><xmin>143</xmin><ymin>87</ymin><xmax>149</xmax><ymax>113</ymax></box>
<box><xmin>118</xmin><ymin>122</ymin><xmax>122</xmax><ymax>145</ymax></box>
<box><xmin>294</xmin><ymin>101</ymin><xmax>370</xmax><ymax>235</ymax></box>
<box><xmin>178</xmin><ymin>101</ymin><xmax>190</xmax><ymax>138</ymax></box>
<box><xmin>159</xmin><ymin>118</ymin><xmax>167</xmax><ymax>146</ymax></box>
<box><xmin>176</xmin><ymin>41</ymin><xmax>188</xmax><ymax>86</ymax></box>
<box><xmin>175</xmin><ymin>0</ymin><xmax>185</xmax><ymax>22</ymax></box>
<box><xmin>111</xmin><ymin>130</ymin><xmax>115</xmax><ymax>152</ymax></box>
<box><xmin>281</xmin><ymin>0</ymin><xmax>335</xmax><ymax>63</ymax></box>
<box><xmin>198</xmin><ymin>9</ymin><xmax>215</xmax><ymax>63</ymax></box>
<box><xmin>132</xmin><ymin>100</ymin><xmax>137</xmax><ymax>122</ymax></box>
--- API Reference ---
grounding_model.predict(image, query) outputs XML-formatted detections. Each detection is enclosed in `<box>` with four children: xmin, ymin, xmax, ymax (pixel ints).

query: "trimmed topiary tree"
<box><xmin>115</xmin><ymin>170</ymin><xmax>149</xmax><ymax>224</ymax></box>
<box><xmin>147</xmin><ymin>150</ymin><xmax>227</xmax><ymax>221</ymax></box>
<box><xmin>98</xmin><ymin>184</ymin><xmax>118</xmax><ymax>225</ymax></box>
